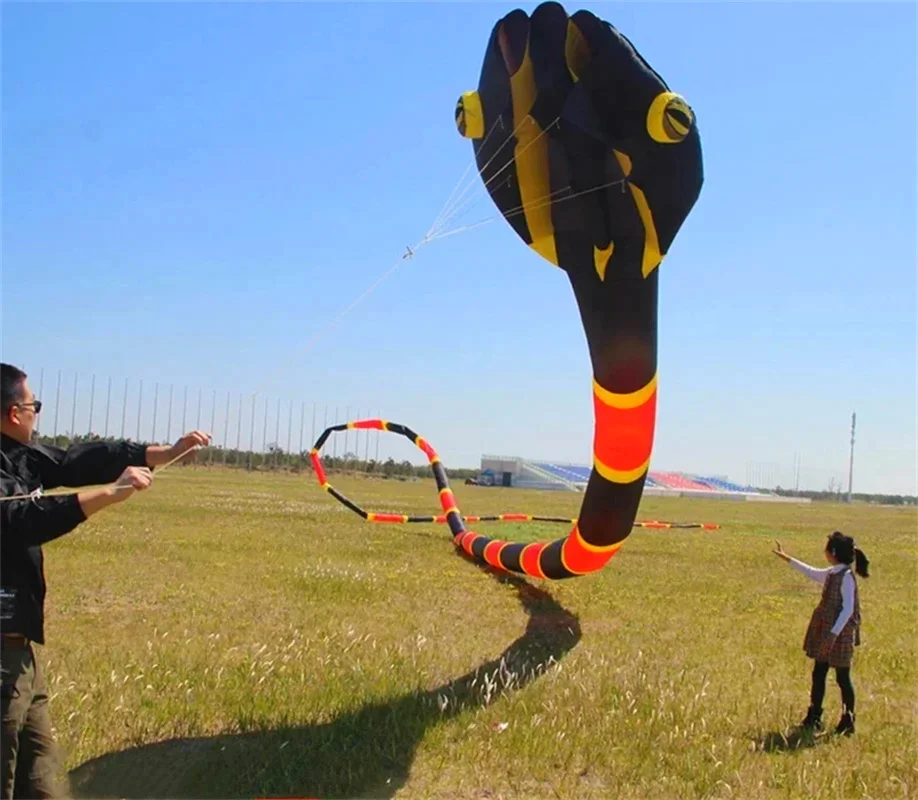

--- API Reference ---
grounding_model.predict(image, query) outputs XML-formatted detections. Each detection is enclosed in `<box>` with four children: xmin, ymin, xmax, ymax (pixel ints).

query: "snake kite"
<box><xmin>315</xmin><ymin>3</ymin><xmax>703</xmax><ymax>580</ymax></box>
<box><xmin>450</xmin><ymin>3</ymin><xmax>704</xmax><ymax>578</ymax></box>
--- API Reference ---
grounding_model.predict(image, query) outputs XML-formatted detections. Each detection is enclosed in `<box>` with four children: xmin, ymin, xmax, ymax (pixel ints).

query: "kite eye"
<box><xmin>455</xmin><ymin>91</ymin><xmax>485</xmax><ymax>139</ymax></box>
<box><xmin>646</xmin><ymin>92</ymin><xmax>694</xmax><ymax>144</ymax></box>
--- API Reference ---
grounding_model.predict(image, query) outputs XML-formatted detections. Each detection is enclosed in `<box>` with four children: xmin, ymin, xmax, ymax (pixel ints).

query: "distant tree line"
<box><xmin>768</xmin><ymin>484</ymin><xmax>916</xmax><ymax>506</ymax></box>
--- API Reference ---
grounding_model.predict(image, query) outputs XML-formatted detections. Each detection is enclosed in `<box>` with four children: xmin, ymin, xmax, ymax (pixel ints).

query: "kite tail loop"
<box><xmin>309</xmin><ymin>427</ymin><xmax>718</xmax><ymax>535</ymax></box>
<box><xmin>309</xmin><ymin>419</ymin><xmax>658</xmax><ymax>580</ymax></box>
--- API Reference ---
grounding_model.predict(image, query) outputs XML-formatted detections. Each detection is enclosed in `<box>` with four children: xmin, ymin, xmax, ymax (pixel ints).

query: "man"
<box><xmin>0</xmin><ymin>363</ymin><xmax>211</xmax><ymax>798</ymax></box>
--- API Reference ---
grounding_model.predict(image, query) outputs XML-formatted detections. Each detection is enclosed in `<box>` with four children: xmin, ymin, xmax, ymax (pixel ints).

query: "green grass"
<box><xmin>34</xmin><ymin>467</ymin><xmax>916</xmax><ymax>798</ymax></box>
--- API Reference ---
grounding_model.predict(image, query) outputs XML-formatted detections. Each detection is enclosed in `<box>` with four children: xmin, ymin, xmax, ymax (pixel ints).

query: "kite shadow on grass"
<box><xmin>70</xmin><ymin>560</ymin><xmax>582</xmax><ymax>799</ymax></box>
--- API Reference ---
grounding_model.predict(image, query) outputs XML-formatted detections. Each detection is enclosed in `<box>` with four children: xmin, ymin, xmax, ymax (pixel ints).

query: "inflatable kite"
<box><xmin>456</xmin><ymin>4</ymin><xmax>702</xmax><ymax>577</ymax></box>
<box><xmin>310</xmin><ymin>420</ymin><xmax>718</xmax><ymax>530</ymax></box>
<box><xmin>314</xmin><ymin>3</ymin><xmax>703</xmax><ymax>580</ymax></box>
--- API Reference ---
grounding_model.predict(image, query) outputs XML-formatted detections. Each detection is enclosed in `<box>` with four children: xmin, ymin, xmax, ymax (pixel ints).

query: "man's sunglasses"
<box><xmin>16</xmin><ymin>400</ymin><xmax>42</xmax><ymax>414</ymax></box>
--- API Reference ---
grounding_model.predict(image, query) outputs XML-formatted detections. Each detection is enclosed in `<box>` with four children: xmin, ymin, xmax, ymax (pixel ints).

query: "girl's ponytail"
<box><xmin>827</xmin><ymin>530</ymin><xmax>869</xmax><ymax>577</ymax></box>
<box><xmin>854</xmin><ymin>547</ymin><xmax>870</xmax><ymax>578</ymax></box>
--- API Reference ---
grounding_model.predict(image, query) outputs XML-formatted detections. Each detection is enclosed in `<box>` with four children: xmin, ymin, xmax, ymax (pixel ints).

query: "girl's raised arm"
<box><xmin>773</xmin><ymin>540</ymin><xmax>831</xmax><ymax>584</ymax></box>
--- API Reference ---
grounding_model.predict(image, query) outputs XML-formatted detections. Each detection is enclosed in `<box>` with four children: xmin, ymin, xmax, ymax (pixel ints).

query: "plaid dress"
<box><xmin>803</xmin><ymin>566</ymin><xmax>861</xmax><ymax>668</ymax></box>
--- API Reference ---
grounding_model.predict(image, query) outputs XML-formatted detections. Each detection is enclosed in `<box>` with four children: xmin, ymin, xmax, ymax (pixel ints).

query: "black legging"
<box><xmin>811</xmin><ymin>661</ymin><xmax>855</xmax><ymax>714</ymax></box>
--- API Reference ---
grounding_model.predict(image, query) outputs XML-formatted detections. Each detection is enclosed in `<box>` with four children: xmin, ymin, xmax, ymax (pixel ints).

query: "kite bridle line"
<box><xmin>425</xmin><ymin>115</ymin><xmax>562</xmax><ymax>241</ymax></box>
<box><xmin>423</xmin><ymin>177</ymin><xmax>630</xmax><ymax>246</ymax></box>
<box><xmin>426</xmin><ymin>114</ymin><xmax>512</xmax><ymax>238</ymax></box>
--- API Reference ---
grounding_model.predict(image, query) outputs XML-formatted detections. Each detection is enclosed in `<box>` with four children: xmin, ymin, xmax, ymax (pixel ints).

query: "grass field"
<box><xmin>35</xmin><ymin>467</ymin><xmax>916</xmax><ymax>799</ymax></box>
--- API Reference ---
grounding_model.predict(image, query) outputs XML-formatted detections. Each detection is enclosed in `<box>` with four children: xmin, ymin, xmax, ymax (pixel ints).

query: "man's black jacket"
<box><xmin>0</xmin><ymin>433</ymin><xmax>148</xmax><ymax>644</ymax></box>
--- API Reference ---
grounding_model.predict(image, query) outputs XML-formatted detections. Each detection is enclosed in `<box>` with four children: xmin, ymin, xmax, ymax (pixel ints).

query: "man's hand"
<box><xmin>78</xmin><ymin>466</ymin><xmax>153</xmax><ymax>517</ymax></box>
<box><xmin>168</xmin><ymin>430</ymin><xmax>212</xmax><ymax>464</ymax></box>
<box><xmin>146</xmin><ymin>430</ymin><xmax>212</xmax><ymax>468</ymax></box>
<box><xmin>773</xmin><ymin>540</ymin><xmax>791</xmax><ymax>562</ymax></box>
<box><xmin>114</xmin><ymin>466</ymin><xmax>154</xmax><ymax>498</ymax></box>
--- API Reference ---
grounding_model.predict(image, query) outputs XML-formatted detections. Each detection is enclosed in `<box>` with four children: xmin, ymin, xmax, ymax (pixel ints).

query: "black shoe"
<box><xmin>799</xmin><ymin>705</ymin><xmax>824</xmax><ymax>730</ymax></box>
<box><xmin>834</xmin><ymin>711</ymin><xmax>855</xmax><ymax>736</ymax></box>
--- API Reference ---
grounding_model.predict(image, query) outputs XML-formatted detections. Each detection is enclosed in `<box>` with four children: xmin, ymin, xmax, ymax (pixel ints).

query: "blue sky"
<box><xmin>2</xmin><ymin>1</ymin><xmax>915</xmax><ymax>495</ymax></box>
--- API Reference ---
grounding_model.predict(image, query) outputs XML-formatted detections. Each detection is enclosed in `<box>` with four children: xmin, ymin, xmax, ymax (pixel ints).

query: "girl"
<box><xmin>773</xmin><ymin>531</ymin><xmax>869</xmax><ymax>736</ymax></box>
